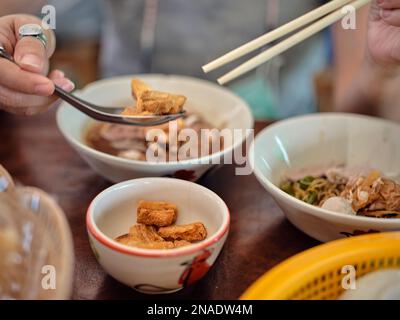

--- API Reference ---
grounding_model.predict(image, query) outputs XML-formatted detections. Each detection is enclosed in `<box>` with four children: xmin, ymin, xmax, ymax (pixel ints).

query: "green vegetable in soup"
<box><xmin>299</xmin><ymin>176</ymin><xmax>315</xmax><ymax>190</ymax></box>
<box><xmin>280</xmin><ymin>181</ymin><xmax>294</xmax><ymax>196</ymax></box>
<box><xmin>305</xmin><ymin>191</ymin><xmax>317</xmax><ymax>205</ymax></box>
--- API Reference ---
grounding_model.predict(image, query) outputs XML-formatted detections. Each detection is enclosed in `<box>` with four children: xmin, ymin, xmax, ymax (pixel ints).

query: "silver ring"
<box><xmin>18</xmin><ymin>23</ymin><xmax>48</xmax><ymax>49</ymax></box>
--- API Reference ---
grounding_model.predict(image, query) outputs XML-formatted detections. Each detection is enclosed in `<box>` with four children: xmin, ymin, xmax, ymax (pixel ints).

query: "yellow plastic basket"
<box><xmin>241</xmin><ymin>232</ymin><xmax>400</xmax><ymax>300</ymax></box>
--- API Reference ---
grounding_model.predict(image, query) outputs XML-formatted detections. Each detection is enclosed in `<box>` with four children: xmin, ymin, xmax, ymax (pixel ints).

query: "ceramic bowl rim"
<box><xmin>86</xmin><ymin>177</ymin><xmax>230</xmax><ymax>258</ymax></box>
<box><xmin>56</xmin><ymin>74</ymin><xmax>254</xmax><ymax>168</ymax></box>
<box><xmin>250</xmin><ymin>112</ymin><xmax>400</xmax><ymax>226</ymax></box>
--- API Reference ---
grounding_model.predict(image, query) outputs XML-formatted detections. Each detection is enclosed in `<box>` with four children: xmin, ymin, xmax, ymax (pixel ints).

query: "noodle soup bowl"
<box><xmin>251</xmin><ymin>113</ymin><xmax>400</xmax><ymax>242</ymax></box>
<box><xmin>57</xmin><ymin>74</ymin><xmax>253</xmax><ymax>183</ymax></box>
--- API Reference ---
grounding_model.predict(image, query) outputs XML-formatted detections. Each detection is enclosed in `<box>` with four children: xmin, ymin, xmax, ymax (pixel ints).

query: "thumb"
<box><xmin>14</xmin><ymin>36</ymin><xmax>49</xmax><ymax>75</ymax></box>
<box><xmin>12</xmin><ymin>17</ymin><xmax>55</xmax><ymax>75</ymax></box>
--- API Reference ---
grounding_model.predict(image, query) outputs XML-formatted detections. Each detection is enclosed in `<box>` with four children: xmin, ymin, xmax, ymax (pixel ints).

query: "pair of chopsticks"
<box><xmin>202</xmin><ymin>0</ymin><xmax>371</xmax><ymax>85</ymax></box>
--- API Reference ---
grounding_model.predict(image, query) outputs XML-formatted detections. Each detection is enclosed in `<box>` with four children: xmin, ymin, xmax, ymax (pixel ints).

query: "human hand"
<box><xmin>368</xmin><ymin>0</ymin><xmax>400</xmax><ymax>67</ymax></box>
<box><xmin>0</xmin><ymin>14</ymin><xmax>74</xmax><ymax>115</ymax></box>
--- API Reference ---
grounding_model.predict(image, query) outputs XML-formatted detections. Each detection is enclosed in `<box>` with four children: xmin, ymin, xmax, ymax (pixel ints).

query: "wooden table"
<box><xmin>0</xmin><ymin>109</ymin><xmax>319</xmax><ymax>300</ymax></box>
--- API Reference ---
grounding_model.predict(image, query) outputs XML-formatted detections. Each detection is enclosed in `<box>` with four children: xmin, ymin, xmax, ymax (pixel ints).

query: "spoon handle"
<box><xmin>52</xmin><ymin>86</ymin><xmax>109</xmax><ymax>120</ymax></box>
<box><xmin>0</xmin><ymin>46</ymin><xmax>13</xmax><ymax>62</ymax></box>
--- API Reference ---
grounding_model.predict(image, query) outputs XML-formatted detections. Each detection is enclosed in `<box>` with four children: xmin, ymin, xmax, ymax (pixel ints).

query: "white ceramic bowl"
<box><xmin>251</xmin><ymin>113</ymin><xmax>400</xmax><ymax>242</ymax></box>
<box><xmin>57</xmin><ymin>74</ymin><xmax>253</xmax><ymax>182</ymax></box>
<box><xmin>86</xmin><ymin>177</ymin><xmax>230</xmax><ymax>294</ymax></box>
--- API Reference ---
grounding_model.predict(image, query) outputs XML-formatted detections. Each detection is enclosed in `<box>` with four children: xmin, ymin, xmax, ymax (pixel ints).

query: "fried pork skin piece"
<box><xmin>128</xmin><ymin>224</ymin><xmax>165</xmax><ymax>242</ymax></box>
<box><xmin>115</xmin><ymin>234</ymin><xmax>174</xmax><ymax>249</ymax></box>
<box><xmin>137</xmin><ymin>200</ymin><xmax>178</xmax><ymax>227</ymax></box>
<box><xmin>123</xmin><ymin>79</ymin><xmax>186</xmax><ymax>115</ymax></box>
<box><xmin>137</xmin><ymin>91</ymin><xmax>186</xmax><ymax>115</ymax></box>
<box><xmin>131</xmin><ymin>79</ymin><xmax>151</xmax><ymax>100</ymax></box>
<box><xmin>158</xmin><ymin>222</ymin><xmax>207</xmax><ymax>242</ymax></box>
<box><xmin>173</xmin><ymin>240</ymin><xmax>191</xmax><ymax>248</ymax></box>
<box><xmin>115</xmin><ymin>234</ymin><xmax>191</xmax><ymax>249</ymax></box>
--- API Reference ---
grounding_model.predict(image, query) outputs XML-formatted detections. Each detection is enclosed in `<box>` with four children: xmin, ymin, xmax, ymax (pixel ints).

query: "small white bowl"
<box><xmin>251</xmin><ymin>113</ymin><xmax>400</xmax><ymax>242</ymax></box>
<box><xmin>57</xmin><ymin>74</ymin><xmax>253</xmax><ymax>182</ymax></box>
<box><xmin>86</xmin><ymin>177</ymin><xmax>230</xmax><ymax>294</ymax></box>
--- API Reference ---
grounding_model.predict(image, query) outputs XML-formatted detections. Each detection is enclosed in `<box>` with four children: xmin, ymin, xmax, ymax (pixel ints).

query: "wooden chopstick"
<box><xmin>217</xmin><ymin>0</ymin><xmax>371</xmax><ymax>85</ymax></box>
<box><xmin>202</xmin><ymin>0</ymin><xmax>353</xmax><ymax>74</ymax></box>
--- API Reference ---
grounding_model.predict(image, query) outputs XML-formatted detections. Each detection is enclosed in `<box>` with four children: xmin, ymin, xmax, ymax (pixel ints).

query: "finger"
<box><xmin>380</xmin><ymin>8</ymin><xmax>400</xmax><ymax>26</ymax></box>
<box><xmin>14</xmin><ymin>36</ymin><xmax>49</xmax><ymax>74</ymax></box>
<box><xmin>49</xmin><ymin>70</ymin><xmax>75</xmax><ymax>92</ymax></box>
<box><xmin>0</xmin><ymin>58</ymin><xmax>54</xmax><ymax>96</ymax></box>
<box><xmin>0</xmin><ymin>70</ymin><xmax>74</xmax><ymax>115</ymax></box>
<box><xmin>49</xmin><ymin>69</ymin><xmax>65</xmax><ymax>80</ymax></box>
<box><xmin>12</xmin><ymin>15</ymin><xmax>56</xmax><ymax>74</ymax></box>
<box><xmin>377</xmin><ymin>0</ymin><xmax>400</xmax><ymax>10</ymax></box>
<box><xmin>22</xmin><ymin>72</ymin><xmax>75</xmax><ymax>115</ymax></box>
<box><xmin>0</xmin><ymin>84</ymin><xmax>56</xmax><ymax>115</ymax></box>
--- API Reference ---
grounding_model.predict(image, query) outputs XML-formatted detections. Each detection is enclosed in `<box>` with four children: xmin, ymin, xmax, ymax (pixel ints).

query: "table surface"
<box><xmin>0</xmin><ymin>109</ymin><xmax>319</xmax><ymax>300</ymax></box>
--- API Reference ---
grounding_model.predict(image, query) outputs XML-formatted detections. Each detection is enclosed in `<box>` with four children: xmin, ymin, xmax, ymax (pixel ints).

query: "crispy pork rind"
<box><xmin>158</xmin><ymin>222</ymin><xmax>207</xmax><ymax>242</ymax></box>
<box><xmin>137</xmin><ymin>200</ymin><xmax>178</xmax><ymax>227</ymax></box>
<box><xmin>115</xmin><ymin>234</ymin><xmax>191</xmax><ymax>249</ymax></box>
<box><xmin>128</xmin><ymin>224</ymin><xmax>165</xmax><ymax>242</ymax></box>
<box><xmin>115</xmin><ymin>233</ymin><xmax>175</xmax><ymax>249</ymax></box>
<box><xmin>137</xmin><ymin>91</ymin><xmax>186</xmax><ymax>115</ymax></box>
<box><xmin>115</xmin><ymin>225</ymin><xmax>192</xmax><ymax>250</ymax></box>
<box><xmin>123</xmin><ymin>79</ymin><xmax>186</xmax><ymax>115</ymax></box>
<box><xmin>131</xmin><ymin>79</ymin><xmax>151</xmax><ymax>100</ymax></box>
<box><xmin>115</xmin><ymin>200</ymin><xmax>208</xmax><ymax>249</ymax></box>
<box><xmin>173</xmin><ymin>240</ymin><xmax>191</xmax><ymax>248</ymax></box>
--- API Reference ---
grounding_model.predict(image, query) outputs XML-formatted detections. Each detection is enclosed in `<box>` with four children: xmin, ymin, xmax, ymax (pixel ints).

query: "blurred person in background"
<box><xmin>0</xmin><ymin>0</ymin><xmax>399</xmax><ymax>120</ymax></box>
